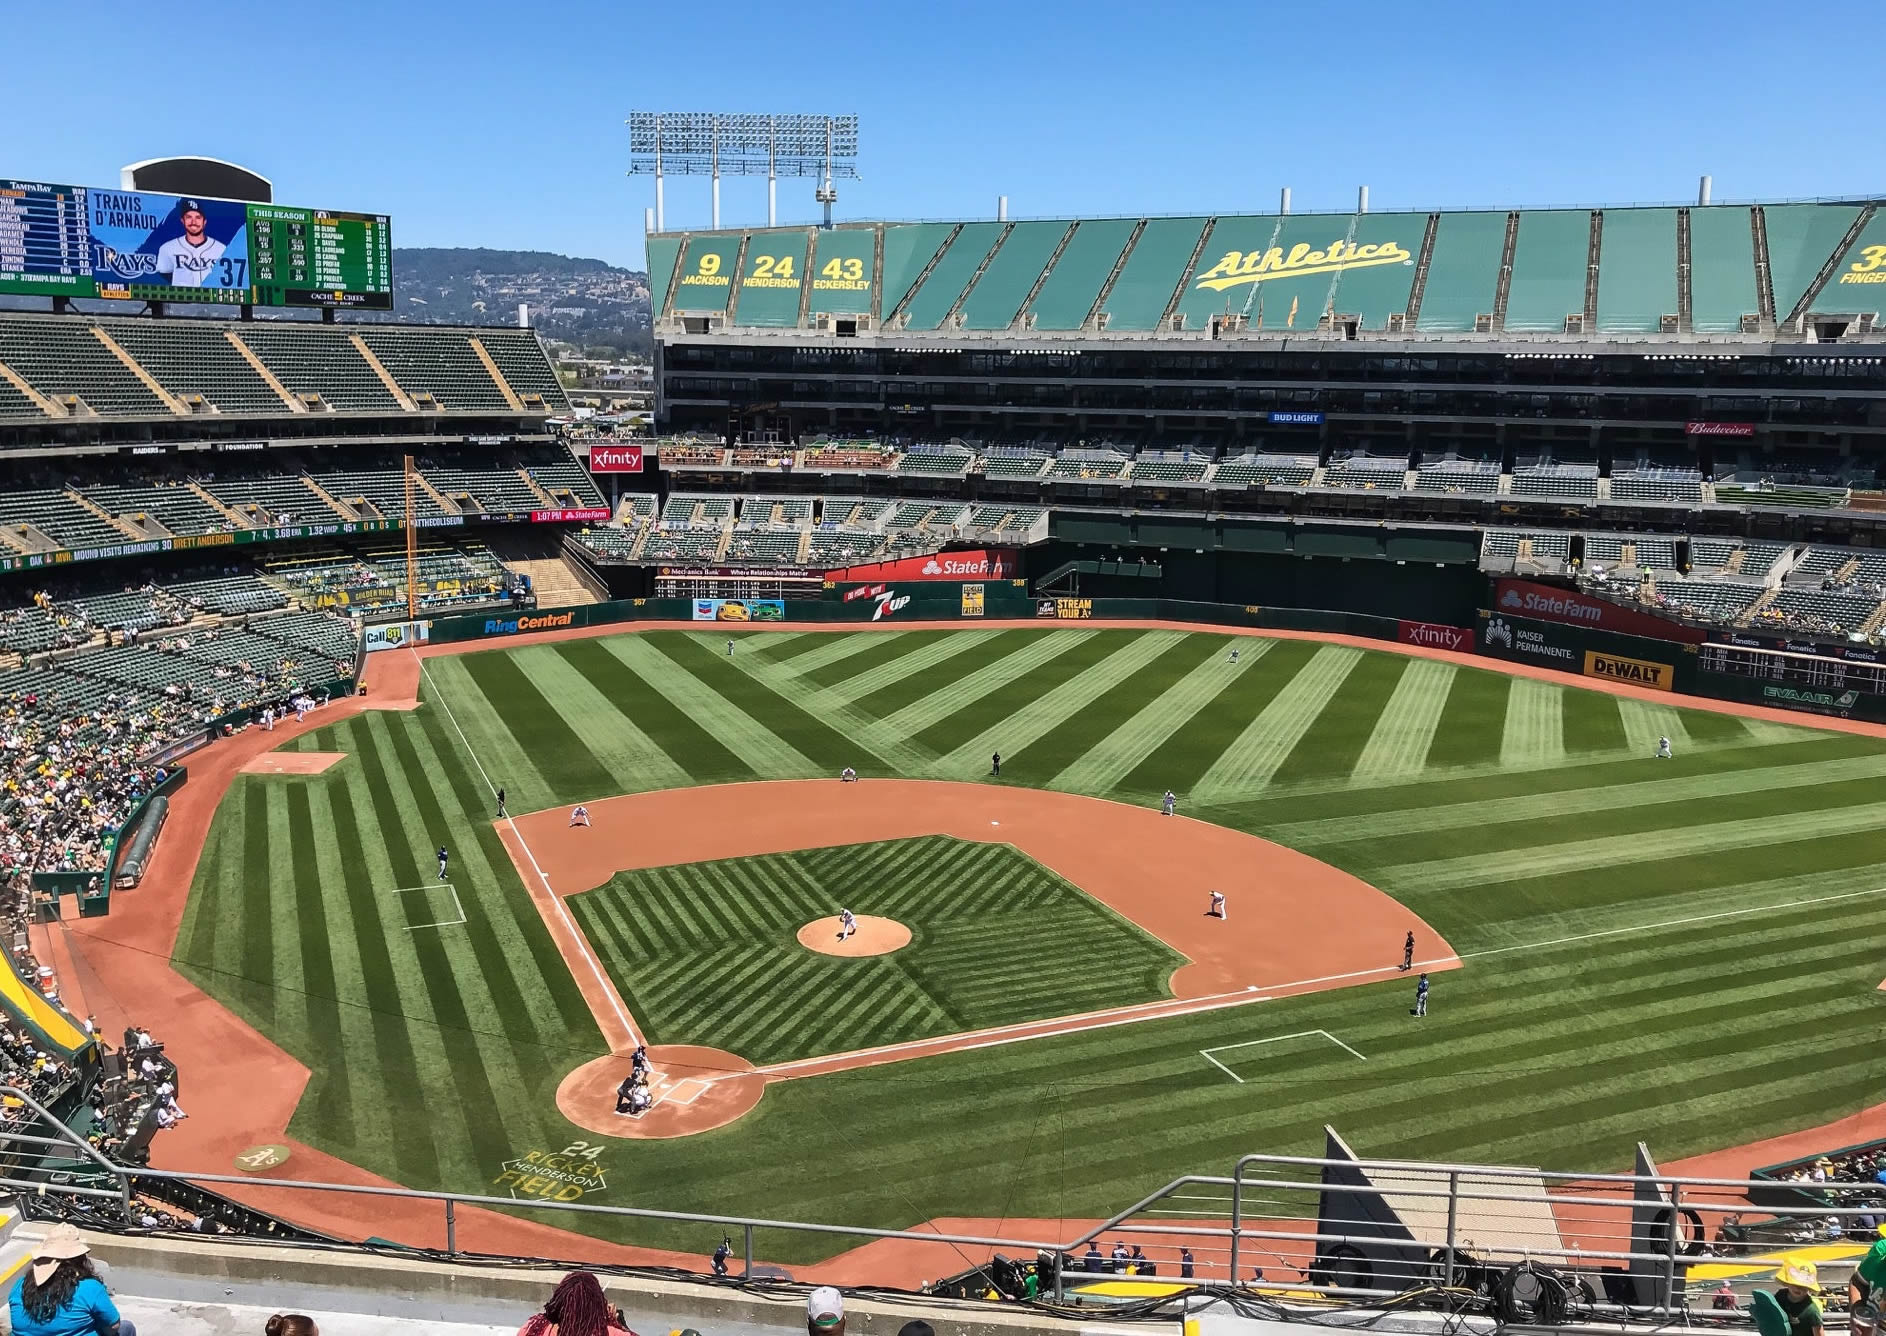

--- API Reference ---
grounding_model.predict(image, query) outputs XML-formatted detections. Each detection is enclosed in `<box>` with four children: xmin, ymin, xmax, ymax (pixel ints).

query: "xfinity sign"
<box><xmin>587</xmin><ymin>445</ymin><xmax>645</xmax><ymax>473</ymax></box>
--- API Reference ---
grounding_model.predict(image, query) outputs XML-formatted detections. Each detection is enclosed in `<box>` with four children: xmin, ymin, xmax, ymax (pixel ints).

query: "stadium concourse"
<box><xmin>22</xmin><ymin>612</ymin><xmax>1886</xmax><ymax>1280</ymax></box>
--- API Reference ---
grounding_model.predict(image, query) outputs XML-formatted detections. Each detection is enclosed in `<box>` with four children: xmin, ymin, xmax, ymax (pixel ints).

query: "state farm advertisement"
<box><xmin>835</xmin><ymin>549</ymin><xmax>1016</xmax><ymax>583</ymax></box>
<box><xmin>530</xmin><ymin>508</ymin><xmax>611</xmax><ymax>523</ymax></box>
<box><xmin>587</xmin><ymin>444</ymin><xmax>645</xmax><ymax>473</ymax></box>
<box><xmin>1397</xmin><ymin>620</ymin><xmax>1473</xmax><ymax>653</ymax></box>
<box><xmin>1492</xmin><ymin>579</ymin><xmax>1705</xmax><ymax>645</ymax></box>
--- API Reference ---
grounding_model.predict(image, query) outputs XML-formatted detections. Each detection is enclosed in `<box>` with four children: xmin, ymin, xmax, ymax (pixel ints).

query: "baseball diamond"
<box><xmin>147</xmin><ymin>621</ymin><xmax>1886</xmax><ymax>1261</ymax></box>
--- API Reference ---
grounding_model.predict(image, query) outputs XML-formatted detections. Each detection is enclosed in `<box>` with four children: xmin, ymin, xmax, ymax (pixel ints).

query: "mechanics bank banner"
<box><xmin>1492</xmin><ymin>579</ymin><xmax>1705</xmax><ymax>645</ymax></box>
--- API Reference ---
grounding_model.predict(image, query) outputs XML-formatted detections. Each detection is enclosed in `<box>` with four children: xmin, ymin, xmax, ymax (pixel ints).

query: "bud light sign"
<box><xmin>1269</xmin><ymin>411</ymin><xmax>1325</xmax><ymax>426</ymax></box>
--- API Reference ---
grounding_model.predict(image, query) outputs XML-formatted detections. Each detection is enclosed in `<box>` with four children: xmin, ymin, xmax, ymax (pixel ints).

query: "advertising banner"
<box><xmin>961</xmin><ymin>583</ymin><xmax>985</xmax><ymax>617</ymax></box>
<box><xmin>666</xmin><ymin>566</ymin><xmax>822</xmax><ymax>581</ymax></box>
<box><xmin>479</xmin><ymin>610</ymin><xmax>580</xmax><ymax>637</ymax></box>
<box><xmin>587</xmin><ymin>445</ymin><xmax>645</xmax><ymax>473</ymax></box>
<box><xmin>531</xmin><ymin>508</ymin><xmax>611</xmax><ymax>524</ymax></box>
<box><xmin>1037</xmin><ymin>597</ymin><xmax>1094</xmax><ymax>620</ymax></box>
<box><xmin>1709</xmin><ymin>631</ymin><xmax>1886</xmax><ymax>664</ymax></box>
<box><xmin>1582</xmin><ymin>649</ymin><xmax>1675</xmax><ymax>691</ymax></box>
<box><xmin>692</xmin><ymin>598</ymin><xmax>785</xmax><ymax>622</ymax></box>
<box><xmin>363</xmin><ymin>621</ymin><xmax>432</xmax><ymax>652</ymax></box>
<box><xmin>836</xmin><ymin>549</ymin><xmax>1017</xmax><ymax>583</ymax></box>
<box><xmin>1686</xmin><ymin>421</ymin><xmax>1756</xmax><ymax>437</ymax></box>
<box><xmin>1478</xmin><ymin>611</ymin><xmax>1688</xmax><ymax>690</ymax></box>
<box><xmin>842</xmin><ymin>582</ymin><xmax>887</xmax><ymax>603</ymax></box>
<box><xmin>1492</xmin><ymin>578</ymin><xmax>1705</xmax><ymax>645</ymax></box>
<box><xmin>1269</xmin><ymin>411</ymin><xmax>1325</xmax><ymax>426</ymax></box>
<box><xmin>1397</xmin><ymin>620</ymin><xmax>1472</xmax><ymax>653</ymax></box>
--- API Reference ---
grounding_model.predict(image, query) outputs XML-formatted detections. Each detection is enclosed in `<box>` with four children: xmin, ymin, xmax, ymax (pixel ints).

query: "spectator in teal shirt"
<box><xmin>8</xmin><ymin>1224</ymin><xmax>133</xmax><ymax>1336</ymax></box>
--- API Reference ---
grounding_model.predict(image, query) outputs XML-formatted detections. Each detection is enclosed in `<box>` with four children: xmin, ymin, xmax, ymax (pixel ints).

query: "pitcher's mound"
<box><xmin>797</xmin><ymin>915</ymin><xmax>911</xmax><ymax>957</ymax></box>
<box><xmin>240</xmin><ymin>751</ymin><xmax>346</xmax><ymax>776</ymax></box>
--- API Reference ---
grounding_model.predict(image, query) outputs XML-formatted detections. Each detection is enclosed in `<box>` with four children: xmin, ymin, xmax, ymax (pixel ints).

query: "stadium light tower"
<box><xmin>628</xmin><ymin>112</ymin><xmax>859</xmax><ymax>231</ymax></box>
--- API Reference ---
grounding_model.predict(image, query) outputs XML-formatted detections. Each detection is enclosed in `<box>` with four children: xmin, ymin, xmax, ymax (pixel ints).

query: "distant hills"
<box><xmin>384</xmin><ymin>248</ymin><xmax>652</xmax><ymax>358</ymax></box>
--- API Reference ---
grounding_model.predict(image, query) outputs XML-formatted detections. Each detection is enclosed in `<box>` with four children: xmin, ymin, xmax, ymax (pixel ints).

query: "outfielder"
<box><xmin>1656</xmin><ymin>735</ymin><xmax>1673</xmax><ymax>759</ymax></box>
<box><xmin>1228</xmin><ymin>647</ymin><xmax>1240</xmax><ymax>664</ymax></box>
<box><xmin>437</xmin><ymin>846</ymin><xmax>450</xmax><ymax>882</ymax></box>
<box><xmin>1412</xmin><ymin>972</ymin><xmax>1429</xmax><ymax>1017</ymax></box>
<box><xmin>569</xmin><ymin>804</ymin><xmax>591</xmax><ymax>828</ymax></box>
<box><xmin>1208</xmin><ymin>890</ymin><xmax>1226</xmax><ymax>919</ymax></box>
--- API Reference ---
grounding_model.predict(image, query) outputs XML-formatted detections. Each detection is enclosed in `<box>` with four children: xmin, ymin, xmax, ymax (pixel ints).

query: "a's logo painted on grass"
<box><xmin>495</xmin><ymin>1141</ymin><xmax>609</xmax><ymax>1202</ymax></box>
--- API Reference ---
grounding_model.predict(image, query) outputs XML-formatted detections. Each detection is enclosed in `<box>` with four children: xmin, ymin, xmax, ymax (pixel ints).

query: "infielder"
<box><xmin>437</xmin><ymin>846</ymin><xmax>450</xmax><ymax>882</ymax></box>
<box><xmin>569</xmin><ymin>804</ymin><xmax>591</xmax><ymax>828</ymax></box>
<box><xmin>1656</xmin><ymin>735</ymin><xmax>1673</xmax><ymax>759</ymax></box>
<box><xmin>1208</xmin><ymin>890</ymin><xmax>1226</xmax><ymax>919</ymax></box>
<box><xmin>840</xmin><ymin>767</ymin><xmax>857</xmax><ymax>783</ymax></box>
<box><xmin>1161</xmin><ymin>790</ymin><xmax>1176</xmax><ymax>816</ymax></box>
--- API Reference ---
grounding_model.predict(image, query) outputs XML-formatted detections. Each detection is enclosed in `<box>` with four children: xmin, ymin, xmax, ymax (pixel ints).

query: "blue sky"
<box><xmin>2</xmin><ymin>0</ymin><xmax>1877</xmax><ymax>271</ymax></box>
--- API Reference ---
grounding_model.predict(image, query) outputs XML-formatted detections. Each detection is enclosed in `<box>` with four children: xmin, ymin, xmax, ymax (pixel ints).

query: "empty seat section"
<box><xmin>359</xmin><ymin>330</ymin><xmax>509</xmax><ymax>412</ymax></box>
<box><xmin>206</xmin><ymin>476</ymin><xmax>330</xmax><ymax>522</ymax></box>
<box><xmin>670</xmin><ymin>234</ymin><xmax>742</xmax><ymax>315</ymax></box>
<box><xmin>807</xmin><ymin>227</ymin><xmax>877</xmax><ymax>318</ymax></box>
<box><xmin>1595</xmin><ymin>209</ymin><xmax>1677</xmax><ymax>333</ymax></box>
<box><xmin>1322</xmin><ymin>456</ymin><xmax>1407</xmax><ymax>489</ymax></box>
<box><xmin>527</xmin><ymin>458</ymin><xmax>607</xmax><ymax>506</ymax></box>
<box><xmin>878</xmin><ymin>224</ymin><xmax>958</xmax><ymax>319</ymax></box>
<box><xmin>478</xmin><ymin>330</ymin><xmax>571</xmax><ymax>410</ymax></box>
<box><xmin>1414</xmin><ymin>461</ymin><xmax>1501</xmax><ymax>494</ymax></box>
<box><xmin>0</xmin><ymin>491</ymin><xmax>125</xmax><ymax>549</ymax></box>
<box><xmin>0</xmin><ymin>376</ymin><xmax>40</xmax><ymax>418</ymax></box>
<box><xmin>1175</xmin><ymin>215</ymin><xmax>1281</xmax><ymax>329</ymax></box>
<box><xmin>426</xmin><ymin>466</ymin><xmax>541</xmax><ymax>512</ymax></box>
<box><xmin>1025</xmin><ymin>219</ymin><xmax>1136</xmax><ymax>330</ymax></box>
<box><xmin>105</xmin><ymin>321</ymin><xmax>287</xmax><ymax>415</ymax></box>
<box><xmin>900</xmin><ymin>222</ymin><xmax>1004</xmax><ymax>329</ymax></box>
<box><xmin>1328</xmin><ymin>213</ymin><xmax>1425</xmax><ymax>329</ymax></box>
<box><xmin>981</xmin><ymin>450</ymin><xmax>1049</xmax><ymax>478</ymax></box>
<box><xmin>1100</xmin><ymin>217</ymin><xmax>1207</xmax><ymax>331</ymax></box>
<box><xmin>1129</xmin><ymin>455</ymin><xmax>1209</xmax><ymax>483</ymax></box>
<box><xmin>236</xmin><ymin>327</ymin><xmax>400</xmax><ymax>412</ymax></box>
<box><xmin>1416</xmin><ymin>212</ymin><xmax>1507</xmax><ymax>332</ymax></box>
<box><xmin>733</xmin><ymin>232</ymin><xmax>809</xmax><ymax>327</ymax></box>
<box><xmin>574</xmin><ymin>527</ymin><xmax>640</xmax><ymax>561</ymax></box>
<box><xmin>645</xmin><ymin>237</ymin><xmax>682</xmax><ymax>316</ymax></box>
<box><xmin>1214</xmin><ymin>454</ymin><xmax>1315</xmax><ymax>486</ymax></box>
<box><xmin>1762</xmin><ymin>204</ymin><xmax>1863</xmax><ymax>319</ymax></box>
<box><xmin>1505</xmin><ymin>211</ymin><xmax>1591</xmax><ymax>332</ymax></box>
<box><xmin>959</xmin><ymin>222</ymin><xmax>1070</xmax><ymax>330</ymax></box>
<box><xmin>0</xmin><ymin>317</ymin><xmax>168</xmax><ymax>415</ymax></box>
<box><xmin>1689</xmin><ymin>207</ymin><xmax>1761</xmax><ymax>333</ymax></box>
<box><xmin>312</xmin><ymin>470</ymin><xmax>445</xmax><ymax>520</ymax></box>
<box><xmin>1510</xmin><ymin>465</ymin><xmax>1598</xmax><ymax>499</ymax></box>
<box><xmin>86</xmin><ymin>482</ymin><xmax>226</xmax><ymax>534</ymax></box>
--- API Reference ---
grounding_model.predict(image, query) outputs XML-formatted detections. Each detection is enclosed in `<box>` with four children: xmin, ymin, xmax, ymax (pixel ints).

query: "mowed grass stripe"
<box><xmin>1056</xmin><ymin>638</ymin><xmax>1264</xmax><ymax>795</ymax></box>
<box><xmin>1499</xmin><ymin>678</ymin><xmax>1566</xmax><ymax>769</ymax></box>
<box><xmin>1268</xmin><ymin>651</ymin><xmax>1408</xmax><ymax>786</ymax></box>
<box><xmin>1379</xmin><ymin>798</ymin><xmax>1886</xmax><ymax>894</ymax></box>
<box><xmin>284</xmin><ymin>784</ymin><xmax>355</xmax><ymax>1143</ymax></box>
<box><xmin>456</xmin><ymin>650</ymin><xmax>615</xmax><ymax>800</ymax></box>
<box><xmin>1421</xmin><ymin>667</ymin><xmax>1512</xmax><ymax>770</ymax></box>
<box><xmin>874</xmin><ymin>630</ymin><xmax>1092</xmax><ymax>744</ymax></box>
<box><xmin>850</xmin><ymin>629</ymin><xmax>1040</xmax><ymax>718</ymax></box>
<box><xmin>1192</xmin><ymin>645</ymin><xmax>1362</xmax><ymax>798</ymax></box>
<box><xmin>410</xmin><ymin>655</ymin><xmax>554</xmax><ymax>802</ymax></box>
<box><xmin>1560</xmin><ymin>682</ymin><xmax>1628</xmax><ymax>753</ymax></box>
<box><xmin>499</xmin><ymin>645</ymin><xmax>692</xmax><ymax>794</ymax></box>
<box><xmin>1348</xmin><ymin>658</ymin><xmax>1454</xmax><ymax>783</ymax></box>
<box><xmin>655</xmin><ymin>632</ymin><xmax>893</xmax><ymax>774</ymax></box>
<box><xmin>1017</xmin><ymin>634</ymin><xmax>1228</xmax><ymax>782</ymax></box>
<box><xmin>601</xmin><ymin>634</ymin><xmax>818</xmax><ymax>777</ymax></box>
<box><xmin>919</xmin><ymin>630</ymin><xmax>1152</xmax><ymax>758</ymax></box>
<box><xmin>799</xmin><ymin>630</ymin><xmax>933</xmax><ymax>687</ymax></box>
<box><xmin>1121</xmin><ymin>640</ymin><xmax>1314</xmax><ymax>796</ymax></box>
<box><xmin>824</xmin><ymin>629</ymin><xmax>1007</xmax><ymax>708</ymax></box>
<box><xmin>557</xmin><ymin>639</ymin><xmax>754</xmax><ymax>786</ymax></box>
<box><xmin>1617</xmin><ymin>697</ymin><xmax>1691</xmax><ymax>755</ymax></box>
<box><xmin>719</xmin><ymin>638</ymin><xmax>933</xmax><ymax>772</ymax></box>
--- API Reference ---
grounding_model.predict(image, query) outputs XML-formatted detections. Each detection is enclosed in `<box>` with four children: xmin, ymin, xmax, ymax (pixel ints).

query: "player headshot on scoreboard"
<box><xmin>156</xmin><ymin>199</ymin><xmax>226</xmax><ymax>287</ymax></box>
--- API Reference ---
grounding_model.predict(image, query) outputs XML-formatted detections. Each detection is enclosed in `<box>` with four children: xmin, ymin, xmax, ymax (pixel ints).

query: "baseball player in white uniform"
<box><xmin>1655</xmin><ymin>735</ymin><xmax>1673</xmax><ymax>759</ymax></box>
<box><xmin>837</xmin><ymin>908</ymin><xmax>857</xmax><ymax>941</ymax></box>
<box><xmin>1209</xmin><ymin>890</ymin><xmax>1226</xmax><ymax>919</ymax></box>
<box><xmin>569</xmin><ymin>804</ymin><xmax>591</xmax><ymax>827</ymax></box>
<box><xmin>155</xmin><ymin>200</ymin><xmax>226</xmax><ymax>287</ymax></box>
<box><xmin>1161</xmin><ymin>790</ymin><xmax>1176</xmax><ymax>816</ymax></box>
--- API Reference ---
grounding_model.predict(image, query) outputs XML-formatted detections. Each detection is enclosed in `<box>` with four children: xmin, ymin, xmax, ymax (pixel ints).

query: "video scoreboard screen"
<box><xmin>0</xmin><ymin>179</ymin><xmax>392</xmax><ymax>310</ymax></box>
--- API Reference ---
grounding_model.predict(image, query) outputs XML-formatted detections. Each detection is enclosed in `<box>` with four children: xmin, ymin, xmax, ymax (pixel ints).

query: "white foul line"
<box><xmin>1200</xmin><ymin>1029</ymin><xmax>1368</xmax><ymax>1083</ymax></box>
<box><xmin>412</xmin><ymin>649</ymin><xmax>642</xmax><ymax>1048</ymax></box>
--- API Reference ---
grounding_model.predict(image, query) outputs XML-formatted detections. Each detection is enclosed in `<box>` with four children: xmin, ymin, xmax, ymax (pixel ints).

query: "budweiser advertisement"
<box><xmin>1397</xmin><ymin>620</ymin><xmax>1473</xmax><ymax>653</ymax></box>
<box><xmin>836</xmin><ymin>549</ymin><xmax>1016</xmax><ymax>583</ymax></box>
<box><xmin>1492</xmin><ymin>579</ymin><xmax>1706</xmax><ymax>644</ymax></box>
<box><xmin>587</xmin><ymin>444</ymin><xmax>645</xmax><ymax>472</ymax></box>
<box><xmin>529</xmin><ymin>507</ymin><xmax>611</xmax><ymax>524</ymax></box>
<box><xmin>1685</xmin><ymin>421</ymin><xmax>1755</xmax><ymax>437</ymax></box>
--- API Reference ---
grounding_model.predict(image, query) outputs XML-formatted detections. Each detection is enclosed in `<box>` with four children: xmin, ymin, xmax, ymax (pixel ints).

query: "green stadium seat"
<box><xmin>1594</xmin><ymin>209</ymin><xmax>1678</xmax><ymax>334</ymax></box>
<box><xmin>1416</xmin><ymin>212</ymin><xmax>1506</xmax><ymax>332</ymax></box>
<box><xmin>960</xmin><ymin>222</ymin><xmax>1071</xmax><ymax>331</ymax></box>
<box><xmin>1100</xmin><ymin>217</ymin><xmax>1207</xmax><ymax>331</ymax></box>
<box><xmin>1026</xmin><ymin>219</ymin><xmax>1136</xmax><ymax>331</ymax></box>
<box><xmin>1689</xmin><ymin>207</ymin><xmax>1761</xmax><ymax>333</ymax></box>
<box><xmin>900</xmin><ymin>223</ymin><xmax>1004</xmax><ymax>330</ymax></box>
<box><xmin>1505</xmin><ymin>211</ymin><xmax>1591</xmax><ymax>333</ymax></box>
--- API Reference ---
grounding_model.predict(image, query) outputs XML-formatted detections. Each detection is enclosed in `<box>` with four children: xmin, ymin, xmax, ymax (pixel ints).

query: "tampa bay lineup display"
<box><xmin>0</xmin><ymin>178</ymin><xmax>392</xmax><ymax>310</ymax></box>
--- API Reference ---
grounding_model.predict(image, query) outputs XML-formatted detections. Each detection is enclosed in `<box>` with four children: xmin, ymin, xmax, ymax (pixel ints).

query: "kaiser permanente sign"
<box><xmin>1493</xmin><ymin>579</ymin><xmax>1705</xmax><ymax>645</ymax></box>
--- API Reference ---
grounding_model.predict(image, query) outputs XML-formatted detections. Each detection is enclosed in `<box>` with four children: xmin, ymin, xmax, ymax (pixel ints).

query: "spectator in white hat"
<box><xmin>806</xmin><ymin>1287</ymin><xmax>844</xmax><ymax>1336</ymax></box>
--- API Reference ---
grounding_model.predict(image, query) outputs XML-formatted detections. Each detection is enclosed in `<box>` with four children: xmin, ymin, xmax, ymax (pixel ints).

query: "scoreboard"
<box><xmin>0</xmin><ymin>178</ymin><xmax>392</xmax><ymax>310</ymax></box>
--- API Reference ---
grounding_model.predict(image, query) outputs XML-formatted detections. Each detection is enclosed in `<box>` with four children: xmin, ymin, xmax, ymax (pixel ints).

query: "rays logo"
<box><xmin>1485</xmin><ymin>616</ymin><xmax>1514</xmax><ymax>649</ymax></box>
<box><xmin>91</xmin><ymin>244</ymin><xmax>159</xmax><ymax>280</ymax></box>
<box><xmin>872</xmin><ymin>589</ymin><xmax>911</xmax><ymax>621</ymax></box>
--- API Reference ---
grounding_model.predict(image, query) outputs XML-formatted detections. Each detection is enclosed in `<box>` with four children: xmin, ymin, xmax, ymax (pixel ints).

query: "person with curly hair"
<box><xmin>265</xmin><ymin>1317</ymin><xmax>318</xmax><ymax>1336</ymax></box>
<box><xmin>518</xmin><ymin>1271</ymin><xmax>635</xmax><ymax>1336</ymax></box>
<box><xmin>8</xmin><ymin>1224</ymin><xmax>133</xmax><ymax>1336</ymax></box>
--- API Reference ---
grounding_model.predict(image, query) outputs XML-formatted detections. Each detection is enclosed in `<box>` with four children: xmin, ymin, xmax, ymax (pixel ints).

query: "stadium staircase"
<box><xmin>885</xmin><ymin>224</ymin><xmax>962</xmax><ymax>328</ymax></box>
<box><xmin>466</xmin><ymin>338</ymin><xmax>524</xmax><ymax>412</ymax></box>
<box><xmin>1159</xmin><ymin>218</ymin><xmax>1217</xmax><ymax>331</ymax></box>
<box><xmin>412</xmin><ymin>471</ymin><xmax>461</xmax><ymax>516</ymax></box>
<box><xmin>298</xmin><ymin>476</ymin><xmax>353</xmax><ymax>522</ymax></box>
<box><xmin>224</xmin><ymin>330</ymin><xmax>304</xmax><ymax>412</ymax></box>
<box><xmin>1739</xmin><ymin>587</ymin><xmax>1779</xmax><ymax>623</ymax></box>
<box><xmin>1597</xmin><ymin>476</ymin><xmax>1613</xmax><ymax>500</ymax></box>
<box><xmin>64</xmin><ymin>490</ymin><xmax>140</xmax><ymax>539</ymax></box>
<box><xmin>188</xmin><ymin>483</ymin><xmax>251</xmax><ymax>529</ymax></box>
<box><xmin>1861</xmin><ymin>603</ymin><xmax>1886</xmax><ymax>638</ymax></box>
<box><xmin>0</xmin><ymin>361</ymin><xmax>61</xmax><ymax>417</ymax></box>
<box><xmin>942</xmin><ymin>222</ymin><xmax>1014</xmax><ymax>328</ymax></box>
<box><xmin>1085</xmin><ymin>219</ymin><xmax>1145</xmax><ymax>329</ymax></box>
<box><xmin>347</xmin><ymin>335</ymin><xmax>417</xmax><ymax>411</ymax></box>
<box><xmin>507</xmin><ymin>554</ymin><xmax>602</xmax><ymax>605</ymax></box>
<box><xmin>90</xmin><ymin>327</ymin><xmax>186</xmax><ymax>416</ymax></box>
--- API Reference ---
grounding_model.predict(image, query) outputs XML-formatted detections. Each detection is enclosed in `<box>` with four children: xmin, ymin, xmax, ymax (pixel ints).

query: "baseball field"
<box><xmin>166</xmin><ymin>624</ymin><xmax>1886</xmax><ymax>1259</ymax></box>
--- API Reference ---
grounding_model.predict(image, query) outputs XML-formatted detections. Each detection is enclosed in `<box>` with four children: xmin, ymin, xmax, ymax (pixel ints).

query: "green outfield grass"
<box><xmin>174</xmin><ymin>627</ymin><xmax>1886</xmax><ymax>1259</ymax></box>
<box><xmin>568</xmin><ymin>836</ymin><xmax>1183</xmax><ymax>1064</ymax></box>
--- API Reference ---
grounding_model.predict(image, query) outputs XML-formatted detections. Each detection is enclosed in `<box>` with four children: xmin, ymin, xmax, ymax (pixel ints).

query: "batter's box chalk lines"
<box><xmin>1200</xmin><ymin>1029</ymin><xmax>1367</xmax><ymax>1084</ymax></box>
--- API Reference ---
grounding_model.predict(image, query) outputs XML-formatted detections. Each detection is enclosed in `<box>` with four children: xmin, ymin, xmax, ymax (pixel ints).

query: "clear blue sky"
<box><xmin>2</xmin><ymin>0</ymin><xmax>1877</xmax><ymax>271</ymax></box>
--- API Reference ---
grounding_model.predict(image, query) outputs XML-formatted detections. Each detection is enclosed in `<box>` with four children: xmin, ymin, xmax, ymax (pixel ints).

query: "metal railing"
<box><xmin>4</xmin><ymin>1100</ymin><xmax>1879</xmax><ymax>1325</ymax></box>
